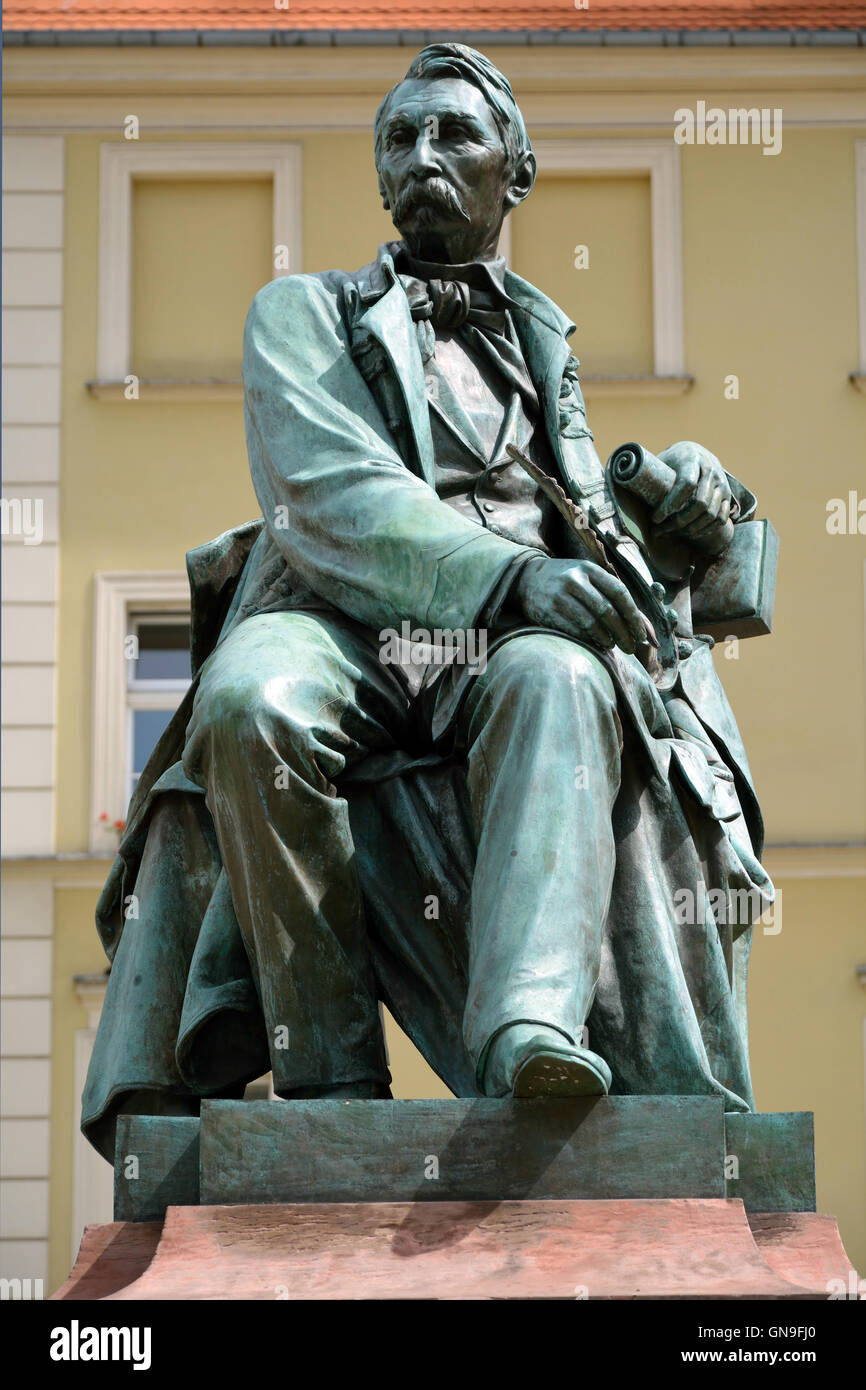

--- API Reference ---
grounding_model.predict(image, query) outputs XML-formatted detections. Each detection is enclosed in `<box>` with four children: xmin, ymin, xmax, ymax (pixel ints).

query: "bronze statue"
<box><xmin>83</xmin><ymin>45</ymin><xmax>776</xmax><ymax>1160</ymax></box>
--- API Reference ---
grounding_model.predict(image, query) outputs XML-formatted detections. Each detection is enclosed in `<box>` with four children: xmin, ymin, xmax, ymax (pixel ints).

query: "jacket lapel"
<box><xmin>355</xmin><ymin>248</ymin><xmax>436</xmax><ymax>487</ymax></box>
<box><xmin>505</xmin><ymin>269</ymin><xmax>572</xmax><ymax>464</ymax></box>
<box><xmin>505</xmin><ymin>269</ymin><xmax>608</xmax><ymax>513</ymax></box>
<box><xmin>351</xmin><ymin>248</ymin><xmax>607</xmax><ymax>504</ymax></box>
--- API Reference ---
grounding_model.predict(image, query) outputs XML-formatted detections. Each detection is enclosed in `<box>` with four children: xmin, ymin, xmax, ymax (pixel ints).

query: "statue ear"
<box><xmin>504</xmin><ymin>151</ymin><xmax>536</xmax><ymax>211</ymax></box>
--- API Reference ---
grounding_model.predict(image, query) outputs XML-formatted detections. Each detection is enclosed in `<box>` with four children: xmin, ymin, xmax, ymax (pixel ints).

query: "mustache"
<box><xmin>392</xmin><ymin>177</ymin><xmax>471</xmax><ymax>225</ymax></box>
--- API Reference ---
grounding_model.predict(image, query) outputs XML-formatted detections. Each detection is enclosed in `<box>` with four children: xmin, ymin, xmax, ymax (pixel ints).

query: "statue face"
<box><xmin>378</xmin><ymin>76</ymin><xmax>521</xmax><ymax>263</ymax></box>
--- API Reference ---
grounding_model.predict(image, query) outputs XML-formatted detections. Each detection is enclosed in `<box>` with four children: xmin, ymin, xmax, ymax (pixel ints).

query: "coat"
<box><xmin>81</xmin><ymin>243</ymin><xmax>774</xmax><ymax>1159</ymax></box>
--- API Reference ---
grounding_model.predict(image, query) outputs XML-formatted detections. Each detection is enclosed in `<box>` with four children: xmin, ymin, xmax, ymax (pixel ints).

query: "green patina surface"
<box><xmin>113</xmin><ymin>1101</ymin><xmax>816</xmax><ymax>1221</ymax></box>
<box><xmin>87</xmin><ymin>45</ymin><xmax>781</xmax><ymax>1177</ymax></box>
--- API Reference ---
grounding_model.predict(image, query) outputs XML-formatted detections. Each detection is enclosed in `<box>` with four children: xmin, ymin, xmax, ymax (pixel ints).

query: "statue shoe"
<box><xmin>511</xmin><ymin>1037</ymin><xmax>611</xmax><ymax>1099</ymax></box>
<box><xmin>480</xmin><ymin>1023</ymin><xmax>611</xmax><ymax>1099</ymax></box>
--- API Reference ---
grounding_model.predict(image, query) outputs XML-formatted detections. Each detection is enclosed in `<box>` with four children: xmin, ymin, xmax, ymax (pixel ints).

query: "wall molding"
<box><xmin>96</xmin><ymin>141</ymin><xmax>302</xmax><ymax>381</ymax></box>
<box><xmin>86</xmin><ymin>379</ymin><xmax>244</xmax><ymax>402</ymax></box>
<box><xmin>0</xmin><ymin>873</ymin><xmax>55</xmax><ymax>1285</ymax></box>
<box><xmin>762</xmin><ymin>845</ymin><xmax>866</xmax><ymax>879</ymax></box>
<box><xmin>5</xmin><ymin>46</ymin><xmax>866</xmax><ymax>136</ymax></box>
<box><xmin>71</xmin><ymin>974</ymin><xmax>112</xmax><ymax>1263</ymax></box>
<box><xmin>581</xmin><ymin>374</ymin><xmax>694</xmax><ymax>398</ymax></box>
<box><xmin>855</xmin><ymin>140</ymin><xmax>866</xmax><ymax>376</ymax></box>
<box><xmin>2</xmin><ymin>134</ymin><xmax>64</xmax><ymax>860</ymax></box>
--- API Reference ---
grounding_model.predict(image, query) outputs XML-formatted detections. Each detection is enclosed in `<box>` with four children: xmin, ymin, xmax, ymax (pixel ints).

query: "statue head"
<box><xmin>374</xmin><ymin>44</ymin><xmax>537</xmax><ymax>264</ymax></box>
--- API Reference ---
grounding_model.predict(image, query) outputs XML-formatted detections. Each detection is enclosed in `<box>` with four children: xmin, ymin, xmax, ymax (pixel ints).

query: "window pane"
<box><xmin>134</xmin><ymin>621</ymin><xmax>191</xmax><ymax>682</ymax></box>
<box><xmin>132</xmin><ymin>708</ymin><xmax>175</xmax><ymax>777</ymax></box>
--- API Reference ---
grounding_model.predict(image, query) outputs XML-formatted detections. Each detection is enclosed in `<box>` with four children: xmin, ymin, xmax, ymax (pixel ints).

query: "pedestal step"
<box><xmin>52</xmin><ymin>1221</ymin><xmax>163</xmax><ymax>1301</ymax></box>
<box><xmin>113</xmin><ymin>1097</ymin><xmax>816</xmax><ymax>1222</ymax></box>
<box><xmin>88</xmin><ymin>1199</ymin><xmax>853</xmax><ymax>1301</ymax></box>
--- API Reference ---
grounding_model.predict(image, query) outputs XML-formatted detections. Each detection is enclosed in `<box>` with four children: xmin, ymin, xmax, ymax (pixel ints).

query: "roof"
<box><xmin>5</xmin><ymin>1</ymin><xmax>866</xmax><ymax>40</ymax></box>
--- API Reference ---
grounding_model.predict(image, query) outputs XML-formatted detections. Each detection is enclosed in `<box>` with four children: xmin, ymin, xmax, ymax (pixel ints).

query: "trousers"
<box><xmin>181</xmin><ymin>608</ymin><xmax>623</xmax><ymax>1094</ymax></box>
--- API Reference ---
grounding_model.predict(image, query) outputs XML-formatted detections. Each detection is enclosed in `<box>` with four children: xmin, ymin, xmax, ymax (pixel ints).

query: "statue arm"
<box><xmin>243</xmin><ymin>273</ymin><xmax>537</xmax><ymax>634</ymax></box>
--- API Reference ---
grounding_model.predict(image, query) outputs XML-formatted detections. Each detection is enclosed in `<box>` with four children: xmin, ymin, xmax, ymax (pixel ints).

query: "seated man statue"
<box><xmin>83</xmin><ymin>44</ymin><xmax>776</xmax><ymax>1160</ymax></box>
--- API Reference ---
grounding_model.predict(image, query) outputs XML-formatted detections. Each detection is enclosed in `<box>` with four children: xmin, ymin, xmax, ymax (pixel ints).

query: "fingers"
<box><xmin>523</xmin><ymin>561</ymin><xmax>651</xmax><ymax>657</ymax></box>
<box><xmin>654</xmin><ymin>447</ymin><xmax>732</xmax><ymax>535</ymax></box>
<box><xmin>555</xmin><ymin>569</ymin><xmax>645</xmax><ymax>655</ymax></box>
<box><xmin>685</xmin><ymin>489</ymin><xmax>730</xmax><ymax>537</ymax></box>
<box><xmin>548</xmin><ymin>593</ymin><xmax>616</xmax><ymax>650</ymax></box>
<box><xmin>589</xmin><ymin>568</ymin><xmax>648</xmax><ymax>648</ymax></box>
<box><xmin>575</xmin><ymin>589</ymin><xmax>635</xmax><ymax>653</ymax></box>
<box><xmin>659</xmin><ymin>468</ymin><xmax>716</xmax><ymax>530</ymax></box>
<box><xmin>652</xmin><ymin>456</ymin><xmax>700</xmax><ymax>525</ymax></box>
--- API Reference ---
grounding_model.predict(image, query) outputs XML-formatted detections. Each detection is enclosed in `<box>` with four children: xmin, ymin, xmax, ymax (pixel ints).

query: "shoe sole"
<box><xmin>512</xmin><ymin>1048</ymin><xmax>610</xmax><ymax>1099</ymax></box>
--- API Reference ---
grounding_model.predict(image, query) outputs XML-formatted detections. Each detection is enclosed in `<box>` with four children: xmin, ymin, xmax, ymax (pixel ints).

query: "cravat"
<box><xmin>399</xmin><ymin>253</ymin><xmax>538</xmax><ymax>413</ymax></box>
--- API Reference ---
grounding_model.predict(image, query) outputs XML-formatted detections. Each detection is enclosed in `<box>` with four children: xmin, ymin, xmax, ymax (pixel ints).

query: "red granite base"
<box><xmin>54</xmin><ymin>1198</ymin><xmax>858</xmax><ymax>1301</ymax></box>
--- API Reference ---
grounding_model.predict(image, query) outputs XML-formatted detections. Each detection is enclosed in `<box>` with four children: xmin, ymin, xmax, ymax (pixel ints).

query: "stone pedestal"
<box><xmin>55</xmin><ymin>1097</ymin><xmax>857</xmax><ymax>1301</ymax></box>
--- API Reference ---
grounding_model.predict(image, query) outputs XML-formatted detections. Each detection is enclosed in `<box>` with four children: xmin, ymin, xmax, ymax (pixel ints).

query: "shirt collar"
<box><xmin>395</xmin><ymin>244</ymin><xmax>509</xmax><ymax>300</ymax></box>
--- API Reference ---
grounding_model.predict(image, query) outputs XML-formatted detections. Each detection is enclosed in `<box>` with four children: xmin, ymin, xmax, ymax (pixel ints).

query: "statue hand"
<box><xmin>652</xmin><ymin>441</ymin><xmax>734</xmax><ymax>548</ymax></box>
<box><xmin>515</xmin><ymin>558</ymin><xmax>647</xmax><ymax>655</ymax></box>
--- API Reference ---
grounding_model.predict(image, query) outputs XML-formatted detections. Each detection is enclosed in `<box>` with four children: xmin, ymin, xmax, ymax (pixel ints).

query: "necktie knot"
<box><xmin>396</xmin><ymin>248</ymin><xmax>538</xmax><ymax>412</ymax></box>
<box><xmin>399</xmin><ymin>253</ymin><xmax>510</xmax><ymax>334</ymax></box>
<box><xmin>414</xmin><ymin>277</ymin><xmax>508</xmax><ymax>334</ymax></box>
<box><xmin>426</xmin><ymin>277</ymin><xmax>472</xmax><ymax>331</ymax></box>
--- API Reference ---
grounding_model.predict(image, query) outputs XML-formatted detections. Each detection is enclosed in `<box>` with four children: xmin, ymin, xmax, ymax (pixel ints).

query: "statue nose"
<box><xmin>409</xmin><ymin>136</ymin><xmax>441</xmax><ymax>177</ymax></box>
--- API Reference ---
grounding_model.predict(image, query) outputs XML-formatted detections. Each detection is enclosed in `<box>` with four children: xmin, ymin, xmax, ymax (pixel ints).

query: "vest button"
<box><xmin>487</xmin><ymin>523</ymin><xmax>502</xmax><ymax>536</ymax></box>
<box><xmin>482</xmin><ymin>502</ymin><xmax>496</xmax><ymax>513</ymax></box>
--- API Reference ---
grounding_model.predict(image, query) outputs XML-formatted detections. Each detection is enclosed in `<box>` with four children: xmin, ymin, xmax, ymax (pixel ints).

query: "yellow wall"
<box><xmin>552</xmin><ymin>132</ymin><xmax>866</xmax><ymax>845</ymax></box>
<box><xmin>31</xmin><ymin>61</ymin><xmax>866</xmax><ymax>1285</ymax></box>
<box><xmin>57</xmin><ymin>128</ymin><xmax>866</xmax><ymax>849</ymax></box>
<box><xmin>749</xmin><ymin>874</ymin><xmax>865</xmax><ymax>1271</ymax></box>
<box><xmin>511</xmin><ymin>174</ymin><xmax>655</xmax><ymax>373</ymax></box>
<box><xmin>131</xmin><ymin>176</ymin><xmax>273</xmax><ymax>378</ymax></box>
<box><xmin>56</xmin><ymin>133</ymin><xmax>398</xmax><ymax>854</ymax></box>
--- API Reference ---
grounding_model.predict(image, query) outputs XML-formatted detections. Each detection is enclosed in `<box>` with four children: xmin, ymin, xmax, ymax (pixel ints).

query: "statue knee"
<box><xmin>198</xmin><ymin>675</ymin><xmax>278</xmax><ymax>748</ymax></box>
<box><xmin>489</xmin><ymin>634</ymin><xmax>617</xmax><ymax>709</ymax></box>
<box><xmin>184</xmin><ymin>672</ymin><xmax>329</xmax><ymax>789</ymax></box>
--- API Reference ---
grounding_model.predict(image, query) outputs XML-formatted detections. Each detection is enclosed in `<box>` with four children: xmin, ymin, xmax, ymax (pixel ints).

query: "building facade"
<box><xmin>2</xmin><ymin>2</ymin><xmax>865</xmax><ymax>1291</ymax></box>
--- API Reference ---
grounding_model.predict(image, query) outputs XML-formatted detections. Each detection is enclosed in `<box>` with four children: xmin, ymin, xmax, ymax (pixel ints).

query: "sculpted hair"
<box><xmin>374</xmin><ymin>43</ymin><xmax>533</xmax><ymax>178</ymax></box>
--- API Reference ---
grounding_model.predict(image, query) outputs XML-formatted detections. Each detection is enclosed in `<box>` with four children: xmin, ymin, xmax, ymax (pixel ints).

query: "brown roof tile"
<box><xmin>4</xmin><ymin>1</ymin><xmax>865</xmax><ymax>34</ymax></box>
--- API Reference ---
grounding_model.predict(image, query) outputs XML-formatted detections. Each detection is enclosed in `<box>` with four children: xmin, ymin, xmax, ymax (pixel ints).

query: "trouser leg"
<box><xmin>455</xmin><ymin>633</ymin><xmax>623</xmax><ymax>1082</ymax></box>
<box><xmin>182</xmin><ymin>610</ymin><xmax>412</xmax><ymax>1094</ymax></box>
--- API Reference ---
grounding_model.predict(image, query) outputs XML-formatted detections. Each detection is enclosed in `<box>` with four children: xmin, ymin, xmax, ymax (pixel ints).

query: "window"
<box><xmin>130</xmin><ymin>178</ymin><xmax>274</xmax><ymax>381</ymax></box>
<box><xmin>503</xmin><ymin>139</ymin><xmax>688</xmax><ymax>394</ymax></box>
<box><xmin>125</xmin><ymin>614</ymin><xmax>192</xmax><ymax>806</ymax></box>
<box><xmin>92</xmin><ymin>142</ymin><xmax>302</xmax><ymax>395</ymax></box>
<box><xmin>510</xmin><ymin>173</ymin><xmax>654</xmax><ymax>375</ymax></box>
<box><xmin>91</xmin><ymin>572</ymin><xmax>189</xmax><ymax>854</ymax></box>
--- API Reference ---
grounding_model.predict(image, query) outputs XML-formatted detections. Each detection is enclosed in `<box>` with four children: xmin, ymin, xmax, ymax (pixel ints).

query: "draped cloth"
<box><xmin>81</xmin><ymin>249</ymin><xmax>774</xmax><ymax>1160</ymax></box>
<box><xmin>82</xmin><ymin>611</ymin><xmax>773</xmax><ymax>1160</ymax></box>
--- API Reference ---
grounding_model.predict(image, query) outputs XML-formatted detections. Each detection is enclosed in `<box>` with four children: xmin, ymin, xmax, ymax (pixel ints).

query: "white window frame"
<box><xmin>501</xmin><ymin>139</ymin><xmax>685</xmax><ymax>378</ymax></box>
<box><xmin>96</xmin><ymin>141</ymin><xmax>303</xmax><ymax>382</ymax></box>
<box><xmin>855</xmin><ymin>140</ymin><xmax>866</xmax><ymax>385</ymax></box>
<box><xmin>91</xmin><ymin>572</ymin><xmax>189</xmax><ymax>854</ymax></box>
<box><xmin>125</xmin><ymin>613</ymin><xmax>192</xmax><ymax>809</ymax></box>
